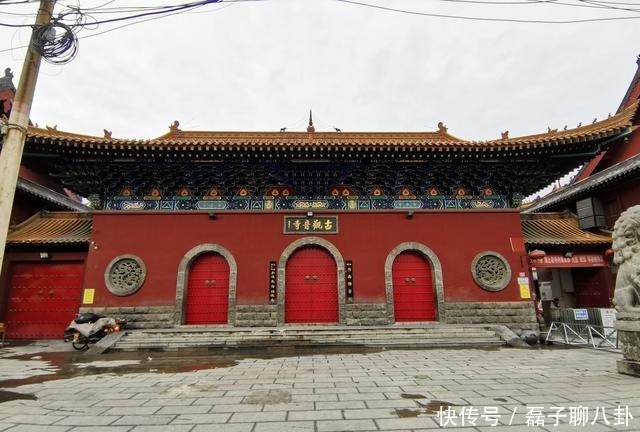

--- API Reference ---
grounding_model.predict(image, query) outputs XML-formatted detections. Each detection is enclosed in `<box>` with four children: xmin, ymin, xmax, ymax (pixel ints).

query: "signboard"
<box><xmin>599</xmin><ymin>308</ymin><xmax>616</xmax><ymax>329</ymax></box>
<box><xmin>517</xmin><ymin>276</ymin><xmax>531</xmax><ymax>299</ymax></box>
<box><xmin>530</xmin><ymin>253</ymin><xmax>606</xmax><ymax>268</ymax></box>
<box><xmin>82</xmin><ymin>288</ymin><xmax>95</xmax><ymax>305</ymax></box>
<box><xmin>573</xmin><ymin>308</ymin><xmax>589</xmax><ymax>321</ymax></box>
<box><xmin>284</xmin><ymin>216</ymin><xmax>338</xmax><ymax>234</ymax></box>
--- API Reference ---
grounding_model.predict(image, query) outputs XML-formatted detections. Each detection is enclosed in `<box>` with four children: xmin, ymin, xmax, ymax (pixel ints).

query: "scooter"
<box><xmin>63</xmin><ymin>313</ymin><xmax>126</xmax><ymax>350</ymax></box>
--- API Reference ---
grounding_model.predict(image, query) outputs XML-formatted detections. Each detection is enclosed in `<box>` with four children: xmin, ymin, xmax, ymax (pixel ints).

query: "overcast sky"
<box><xmin>1</xmin><ymin>0</ymin><xmax>639</xmax><ymax>143</ymax></box>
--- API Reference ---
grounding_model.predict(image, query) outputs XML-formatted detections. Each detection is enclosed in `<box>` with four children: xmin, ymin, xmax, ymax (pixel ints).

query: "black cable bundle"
<box><xmin>30</xmin><ymin>20</ymin><xmax>78</xmax><ymax>65</ymax></box>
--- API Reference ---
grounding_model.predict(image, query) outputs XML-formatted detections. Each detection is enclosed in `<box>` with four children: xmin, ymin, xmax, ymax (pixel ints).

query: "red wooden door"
<box><xmin>6</xmin><ymin>262</ymin><xmax>84</xmax><ymax>339</ymax></box>
<box><xmin>392</xmin><ymin>251</ymin><xmax>436</xmax><ymax>321</ymax></box>
<box><xmin>285</xmin><ymin>247</ymin><xmax>338</xmax><ymax>323</ymax></box>
<box><xmin>185</xmin><ymin>253</ymin><xmax>229</xmax><ymax>324</ymax></box>
<box><xmin>572</xmin><ymin>268</ymin><xmax>610</xmax><ymax>307</ymax></box>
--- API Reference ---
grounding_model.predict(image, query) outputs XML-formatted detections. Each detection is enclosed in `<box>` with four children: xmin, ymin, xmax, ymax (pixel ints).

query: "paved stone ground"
<box><xmin>0</xmin><ymin>345</ymin><xmax>638</xmax><ymax>431</ymax></box>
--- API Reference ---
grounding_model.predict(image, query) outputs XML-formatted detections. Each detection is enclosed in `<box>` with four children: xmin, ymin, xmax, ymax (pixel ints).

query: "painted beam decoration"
<box><xmin>284</xmin><ymin>216</ymin><xmax>338</xmax><ymax>234</ymax></box>
<box><xmin>105</xmin><ymin>195</ymin><xmax>510</xmax><ymax>211</ymax></box>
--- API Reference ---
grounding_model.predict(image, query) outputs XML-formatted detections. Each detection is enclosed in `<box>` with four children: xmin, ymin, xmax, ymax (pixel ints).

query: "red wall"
<box><xmin>85</xmin><ymin>210</ymin><xmax>528</xmax><ymax>308</ymax></box>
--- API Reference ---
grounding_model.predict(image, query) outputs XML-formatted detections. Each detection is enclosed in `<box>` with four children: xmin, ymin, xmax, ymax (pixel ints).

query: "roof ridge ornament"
<box><xmin>437</xmin><ymin>122</ymin><xmax>448</xmax><ymax>133</ymax></box>
<box><xmin>307</xmin><ymin>110</ymin><xmax>315</xmax><ymax>133</ymax></box>
<box><xmin>169</xmin><ymin>120</ymin><xmax>180</xmax><ymax>133</ymax></box>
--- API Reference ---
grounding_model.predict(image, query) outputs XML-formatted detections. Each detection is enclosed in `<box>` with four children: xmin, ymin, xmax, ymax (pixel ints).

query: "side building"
<box><xmin>523</xmin><ymin>55</ymin><xmax>640</xmax><ymax>311</ymax></box>
<box><xmin>0</xmin><ymin>69</ymin><xmax>91</xmax><ymax>340</ymax></box>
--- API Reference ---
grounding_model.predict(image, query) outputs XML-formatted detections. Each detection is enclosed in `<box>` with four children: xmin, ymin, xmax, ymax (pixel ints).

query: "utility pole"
<box><xmin>0</xmin><ymin>0</ymin><xmax>56</xmax><ymax>273</ymax></box>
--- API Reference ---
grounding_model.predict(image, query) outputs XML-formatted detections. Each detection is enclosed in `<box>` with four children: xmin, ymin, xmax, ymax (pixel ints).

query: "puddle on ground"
<box><xmin>243</xmin><ymin>389</ymin><xmax>292</xmax><ymax>404</ymax></box>
<box><xmin>0</xmin><ymin>390</ymin><xmax>37</xmax><ymax>403</ymax></box>
<box><xmin>419</xmin><ymin>400</ymin><xmax>459</xmax><ymax>415</ymax></box>
<box><xmin>0</xmin><ymin>344</ymin><xmax>381</xmax><ymax>390</ymax></box>
<box><xmin>396</xmin><ymin>408</ymin><xmax>423</xmax><ymax>417</ymax></box>
<box><xmin>401</xmin><ymin>393</ymin><xmax>427</xmax><ymax>399</ymax></box>
<box><xmin>0</xmin><ymin>350</ymin><xmax>237</xmax><ymax>390</ymax></box>
<box><xmin>394</xmin><ymin>398</ymin><xmax>460</xmax><ymax>417</ymax></box>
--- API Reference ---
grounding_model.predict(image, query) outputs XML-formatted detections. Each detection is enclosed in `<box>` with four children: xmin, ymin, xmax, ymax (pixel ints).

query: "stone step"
<box><xmin>131</xmin><ymin>325</ymin><xmax>486</xmax><ymax>334</ymax></box>
<box><xmin>119</xmin><ymin>331</ymin><xmax>496</xmax><ymax>343</ymax></box>
<box><xmin>113</xmin><ymin>338</ymin><xmax>504</xmax><ymax>351</ymax></box>
<box><xmin>123</xmin><ymin>327</ymin><xmax>496</xmax><ymax>335</ymax></box>
<box><xmin>109</xmin><ymin>325</ymin><xmax>504</xmax><ymax>351</ymax></box>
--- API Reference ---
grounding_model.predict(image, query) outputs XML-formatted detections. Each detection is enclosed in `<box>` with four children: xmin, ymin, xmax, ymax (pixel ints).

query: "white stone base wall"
<box><xmin>235</xmin><ymin>305</ymin><xmax>278</xmax><ymax>327</ymax></box>
<box><xmin>79</xmin><ymin>306</ymin><xmax>175</xmax><ymax>329</ymax></box>
<box><xmin>445</xmin><ymin>301</ymin><xmax>538</xmax><ymax>330</ymax></box>
<box><xmin>346</xmin><ymin>303</ymin><xmax>389</xmax><ymax>326</ymax></box>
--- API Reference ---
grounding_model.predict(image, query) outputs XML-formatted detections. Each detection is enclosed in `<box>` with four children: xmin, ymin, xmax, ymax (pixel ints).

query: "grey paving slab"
<box><xmin>1</xmin><ymin>426</ymin><xmax>72</xmax><ymax>432</ymax></box>
<box><xmin>316</xmin><ymin>419</ymin><xmax>377</xmax><ymax>431</ymax></box>
<box><xmin>2</xmin><ymin>345</ymin><xmax>640</xmax><ymax>432</ymax></box>
<box><xmin>66</xmin><ymin>427</ymin><xmax>134</xmax><ymax>432</ymax></box>
<box><xmin>54</xmin><ymin>416</ymin><xmax>122</xmax><ymax>426</ymax></box>
<box><xmin>228</xmin><ymin>411</ymin><xmax>287</xmax><ymax>422</ymax></box>
<box><xmin>102</xmin><ymin>407</ymin><xmax>159</xmax><ymax>416</ymax></box>
<box><xmin>343</xmin><ymin>408</ymin><xmax>400</xmax><ymax>419</ymax></box>
<box><xmin>374</xmin><ymin>416</ymin><xmax>440</xmax><ymax>430</ymax></box>
<box><xmin>252</xmin><ymin>421</ymin><xmax>314</xmax><ymax>431</ymax></box>
<box><xmin>112</xmin><ymin>415</ymin><xmax>176</xmax><ymax>426</ymax></box>
<box><xmin>154</xmin><ymin>406</ymin><xmax>211</xmax><ymax>415</ymax></box>
<box><xmin>171</xmin><ymin>413</ymin><xmax>231</xmax><ymax>424</ymax></box>
<box><xmin>262</xmin><ymin>402</ymin><xmax>315</xmax><ymax>411</ymax></box>
<box><xmin>129</xmin><ymin>426</ymin><xmax>194</xmax><ymax>432</ymax></box>
<box><xmin>287</xmin><ymin>409</ymin><xmax>343</xmax><ymax>420</ymax></box>
<box><xmin>3</xmin><ymin>414</ymin><xmax>66</xmax><ymax>425</ymax></box>
<box><xmin>192</xmin><ymin>424</ymin><xmax>253</xmax><ymax>432</ymax></box>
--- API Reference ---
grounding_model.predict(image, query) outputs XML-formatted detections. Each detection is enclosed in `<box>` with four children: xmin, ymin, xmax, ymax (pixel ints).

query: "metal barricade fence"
<box><xmin>545</xmin><ymin>322</ymin><xmax>619</xmax><ymax>351</ymax></box>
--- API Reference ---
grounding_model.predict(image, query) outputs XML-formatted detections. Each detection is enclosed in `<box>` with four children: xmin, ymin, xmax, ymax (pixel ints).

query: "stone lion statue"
<box><xmin>612</xmin><ymin>205</ymin><xmax>640</xmax><ymax>312</ymax></box>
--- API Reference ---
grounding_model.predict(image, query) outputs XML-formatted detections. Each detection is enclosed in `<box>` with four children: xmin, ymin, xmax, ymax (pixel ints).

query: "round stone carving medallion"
<box><xmin>104</xmin><ymin>254</ymin><xmax>146</xmax><ymax>296</ymax></box>
<box><xmin>471</xmin><ymin>252</ymin><xmax>511</xmax><ymax>291</ymax></box>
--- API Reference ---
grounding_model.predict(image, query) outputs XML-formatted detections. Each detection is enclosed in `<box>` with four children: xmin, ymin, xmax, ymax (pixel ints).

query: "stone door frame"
<box><xmin>385</xmin><ymin>242</ymin><xmax>445</xmax><ymax>323</ymax></box>
<box><xmin>277</xmin><ymin>236</ymin><xmax>346</xmax><ymax>325</ymax></box>
<box><xmin>175</xmin><ymin>244</ymin><xmax>238</xmax><ymax>326</ymax></box>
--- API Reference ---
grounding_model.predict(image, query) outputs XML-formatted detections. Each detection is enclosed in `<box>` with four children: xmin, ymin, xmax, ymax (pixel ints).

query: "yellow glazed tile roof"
<box><xmin>7</xmin><ymin>211</ymin><xmax>92</xmax><ymax>246</ymax></box>
<box><xmin>22</xmin><ymin>100</ymin><xmax>638</xmax><ymax>152</ymax></box>
<box><xmin>521</xmin><ymin>213</ymin><xmax>611</xmax><ymax>247</ymax></box>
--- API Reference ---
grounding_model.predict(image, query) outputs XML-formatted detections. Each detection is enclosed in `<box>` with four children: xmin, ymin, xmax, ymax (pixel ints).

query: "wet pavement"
<box><xmin>0</xmin><ymin>341</ymin><xmax>638</xmax><ymax>431</ymax></box>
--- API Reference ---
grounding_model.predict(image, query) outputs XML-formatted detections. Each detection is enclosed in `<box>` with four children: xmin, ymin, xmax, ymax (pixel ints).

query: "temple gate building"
<box><xmin>2</xmin><ymin>101</ymin><xmax>637</xmax><ymax>338</ymax></box>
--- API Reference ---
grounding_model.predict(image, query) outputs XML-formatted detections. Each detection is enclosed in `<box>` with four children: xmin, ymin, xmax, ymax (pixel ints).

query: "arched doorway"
<box><xmin>391</xmin><ymin>251</ymin><xmax>436</xmax><ymax>322</ymax></box>
<box><xmin>184</xmin><ymin>252</ymin><xmax>230</xmax><ymax>325</ymax></box>
<box><xmin>285</xmin><ymin>246</ymin><xmax>338</xmax><ymax>323</ymax></box>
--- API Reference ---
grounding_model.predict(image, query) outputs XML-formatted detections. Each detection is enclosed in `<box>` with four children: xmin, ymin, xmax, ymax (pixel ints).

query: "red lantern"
<box><xmin>604</xmin><ymin>248</ymin><xmax>614</xmax><ymax>259</ymax></box>
<box><xmin>528</xmin><ymin>249</ymin><xmax>546</xmax><ymax>260</ymax></box>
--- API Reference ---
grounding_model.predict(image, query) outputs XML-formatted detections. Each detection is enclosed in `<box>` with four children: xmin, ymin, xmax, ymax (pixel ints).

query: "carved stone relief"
<box><xmin>104</xmin><ymin>254</ymin><xmax>146</xmax><ymax>296</ymax></box>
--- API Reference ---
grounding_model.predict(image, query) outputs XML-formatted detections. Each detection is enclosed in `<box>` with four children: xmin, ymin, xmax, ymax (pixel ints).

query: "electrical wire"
<box><xmin>335</xmin><ymin>0</ymin><xmax>640</xmax><ymax>23</ymax></box>
<box><xmin>0</xmin><ymin>0</ymin><xmax>238</xmax><ymax>54</ymax></box>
